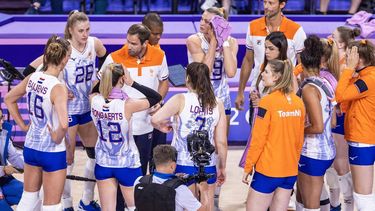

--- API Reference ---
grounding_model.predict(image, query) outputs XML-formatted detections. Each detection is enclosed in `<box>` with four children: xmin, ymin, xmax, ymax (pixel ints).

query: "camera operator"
<box><xmin>151</xmin><ymin>62</ymin><xmax>227</xmax><ymax>211</ymax></box>
<box><xmin>134</xmin><ymin>145</ymin><xmax>208</xmax><ymax>211</ymax></box>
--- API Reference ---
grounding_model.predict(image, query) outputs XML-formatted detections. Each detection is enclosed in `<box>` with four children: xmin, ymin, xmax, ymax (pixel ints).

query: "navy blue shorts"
<box><xmin>332</xmin><ymin>113</ymin><xmax>345</xmax><ymax>135</ymax></box>
<box><xmin>298</xmin><ymin>155</ymin><xmax>334</xmax><ymax>176</ymax></box>
<box><xmin>250</xmin><ymin>171</ymin><xmax>297</xmax><ymax>194</ymax></box>
<box><xmin>175</xmin><ymin>165</ymin><xmax>216</xmax><ymax>186</ymax></box>
<box><xmin>95</xmin><ymin>164</ymin><xmax>142</xmax><ymax>187</ymax></box>
<box><xmin>23</xmin><ymin>147</ymin><xmax>66</xmax><ymax>172</ymax></box>
<box><xmin>68</xmin><ymin>111</ymin><xmax>92</xmax><ymax>127</ymax></box>
<box><xmin>348</xmin><ymin>144</ymin><xmax>375</xmax><ymax>165</ymax></box>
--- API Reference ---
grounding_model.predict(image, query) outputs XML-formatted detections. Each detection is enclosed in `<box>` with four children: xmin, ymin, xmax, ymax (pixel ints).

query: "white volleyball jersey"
<box><xmin>64</xmin><ymin>36</ymin><xmax>97</xmax><ymax>115</ymax></box>
<box><xmin>188</xmin><ymin>33</ymin><xmax>231</xmax><ymax>111</ymax></box>
<box><xmin>302</xmin><ymin>77</ymin><xmax>336</xmax><ymax>160</ymax></box>
<box><xmin>91</xmin><ymin>95</ymin><xmax>140</xmax><ymax>168</ymax></box>
<box><xmin>171</xmin><ymin>92</ymin><xmax>220</xmax><ymax>166</ymax></box>
<box><xmin>25</xmin><ymin>72</ymin><xmax>65</xmax><ymax>152</ymax></box>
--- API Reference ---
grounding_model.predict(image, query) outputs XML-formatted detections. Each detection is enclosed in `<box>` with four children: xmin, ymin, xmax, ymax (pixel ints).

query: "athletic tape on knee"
<box><xmin>42</xmin><ymin>203</ymin><xmax>62</xmax><ymax>211</ymax></box>
<box><xmin>17</xmin><ymin>191</ymin><xmax>40</xmax><ymax>211</ymax></box>
<box><xmin>353</xmin><ymin>192</ymin><xmax>375</xmax><ymax>211</ymax></box>
<box><xmin>325</xmin><ymin>167</ymin><xmax>339</xmax><ymax>189</ymax></box>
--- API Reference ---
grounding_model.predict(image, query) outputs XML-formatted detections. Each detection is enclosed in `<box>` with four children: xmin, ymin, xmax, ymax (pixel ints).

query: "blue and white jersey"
<box><xmin>188</xmin><ymin>33</ymin><xmax>231</xmax><ymax>111</ymax></box>
<box><xmin>25</xmin><ymin>72</ymin><xmax>65</xmax><ymax>152</ymax></box>
<box><xmin>171</xmin><ymin>92</ymin><xmax>220</xmax><ymax>166</ymax></box>
<box><xmin>91</xmin><ymin>95</ymin><xmax>140</xmax><ymax>168</ymax></box>
<box><xmin>64</xmin><ymin>36</ymin><xmax>97</xmax><ymax>115</ymax></box>
<box><xmin>302</xmin><ymin>77</ymin><xmax>336</xmax><ymax>160</ymax></box>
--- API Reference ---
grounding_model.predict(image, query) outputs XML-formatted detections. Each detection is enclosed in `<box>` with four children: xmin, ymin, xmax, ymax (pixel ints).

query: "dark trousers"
<box><xmin>116</xmin><ymin>186</ymin><xmax>125</xmax><ymax>211</ymax></box>
<box><xmin>149</xmin><ymin>128</ymin><xmax>167</xmax><ymax>172</ymax></box>
<box><xmin>134</xmin><ymin>132</ymin><xmax>153</xmax><ymax>176</ymax></box>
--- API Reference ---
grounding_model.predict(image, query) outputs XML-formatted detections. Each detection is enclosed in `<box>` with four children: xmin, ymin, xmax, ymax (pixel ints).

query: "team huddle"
<box><xmin>2</xmin><ymin>0</ymin><xmax>375</xmax><ymax>211</ymax></box>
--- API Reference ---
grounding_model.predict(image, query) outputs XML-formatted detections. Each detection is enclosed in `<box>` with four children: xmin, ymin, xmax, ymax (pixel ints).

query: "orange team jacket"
<box><xmin>335</xmin><ymin>66</ymin><xmax>375</xmax><ymax>144</ymax></box>
<box><xmin>244</xmin><ymin>90</ymin><xmax>305</xmax><ymax>177</ymax></box>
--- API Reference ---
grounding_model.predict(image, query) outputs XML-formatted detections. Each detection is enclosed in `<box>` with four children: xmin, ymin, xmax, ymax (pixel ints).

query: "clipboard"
<box><xmin>168</xmin><ymin>64</ymin><xmax>186</xmax><ymax>87</ymax></box>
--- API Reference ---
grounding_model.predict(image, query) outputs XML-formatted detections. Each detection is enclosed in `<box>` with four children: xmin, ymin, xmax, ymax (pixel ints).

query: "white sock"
<box><xmin>338</xmin><ymin>172</ymin><xmax>354</xmax><ymax>211</ymax></box>
<box><xmin>17</xmin><ymin>191</ymin><xmax>40</xmax><ymax>211</ymax></box>
<box><xmin>329</xmin><ymin>188</ymin><xmax>341</xmax><ymax>207</ymax></box>
<box><xmin>353</xmin><ymin>192</ymin><xmax>375</xmax><ymax>211</ymax></box>
<box><xmin>320</xmin><ymin>186</ymin><xmax>330</xmax><ymax>211</ymax></box>
<box><xmin>296</xmin><ymin>201</ymin><xmax>304</xmax><ymax>211</ymax></box>
<box><xmin>82</xmin><ymin>158</ymin><xmax>96</xmax><ymax>205</ymax></box>
<box><xmin>42</xmin><ymin>203</ymin><xmax>62</xmax><ymax>211</ymax></box>
<box><xmin>62</xmin><ymin>164</ymin><xmax>74</xmax><ymax>208</ymax></box>
<box><xmin>62</xmin><ymin>197</ymin><xmax>73</xmax><ymax>210</ymax></box>
<box><xmin>126</xmin><ymin>206</ymin><xmax>136</xmax><ymax>211</ymax></box>
<box><xmin>325</xmin><ymin>167</ymin><xmax>341</xmax><ymax>207</ymax></box>
<box><xmin>214</xmin><ymin>185</ymin><xmax>221</xmax><ymax>196</ymax></box>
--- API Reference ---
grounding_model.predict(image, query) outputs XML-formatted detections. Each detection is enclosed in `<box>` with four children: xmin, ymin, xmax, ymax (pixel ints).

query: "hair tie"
<box><xmin>327</xmin><ymin>38</ymin><xmax>333</xmax><ymax>46</ymax></box>
<box><xmin>109</xmin><ymin>63</ymin><xmax>121</xmax><ymax>72</ymax></box>
<box><xmin>360</xmin><ymin>39</ymin><xmax>367</xmax><ymax>45</ymax></box>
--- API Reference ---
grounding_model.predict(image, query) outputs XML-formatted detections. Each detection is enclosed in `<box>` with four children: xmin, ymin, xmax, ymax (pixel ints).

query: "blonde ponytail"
<box><xmin>269</xmin><ymin>59</ymin><xmax>293</xmax><ymax>94</ymax></box>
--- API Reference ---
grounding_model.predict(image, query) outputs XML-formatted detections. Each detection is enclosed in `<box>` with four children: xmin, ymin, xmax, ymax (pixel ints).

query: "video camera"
<box><xmin>183</xmin><ymin>130</ymin><xmax>216</xmax><ymax>184</ymax></box>
<box><xmin>0</xmin><ymin>59</ymin><xmax>25</xmax><ymax>82</ymax></box>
